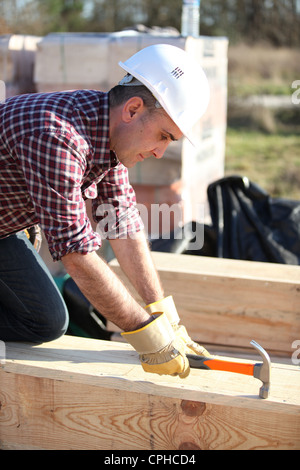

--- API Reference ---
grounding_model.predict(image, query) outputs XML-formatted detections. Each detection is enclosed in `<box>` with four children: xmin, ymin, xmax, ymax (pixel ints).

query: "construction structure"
<box><xmin>0</xmin><ymin>31</ymin><xmax>299</xmax><ymax>451</ymax></box>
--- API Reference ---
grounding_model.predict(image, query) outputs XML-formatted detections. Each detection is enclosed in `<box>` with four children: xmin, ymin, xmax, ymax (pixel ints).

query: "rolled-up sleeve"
<box><xmin>16</xmin><ymin>131</ymin><xmax>102</xmax><ymax>260</ymax></box>
<box><xmin>93</xmin><ymin>162</ymin><xmax>144</xmax><ymax>240</ymax></box>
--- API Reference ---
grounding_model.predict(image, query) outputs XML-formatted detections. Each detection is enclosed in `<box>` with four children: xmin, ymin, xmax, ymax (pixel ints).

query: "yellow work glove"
<box><xmin>122</xmin><ymin>313</ymin><xmax>190</xmax><ymax>378</ymax></box>
<box><xmin>145</xmin><ymin>296</ymin><xmax>210</xmax><ymax>357</ymax></box>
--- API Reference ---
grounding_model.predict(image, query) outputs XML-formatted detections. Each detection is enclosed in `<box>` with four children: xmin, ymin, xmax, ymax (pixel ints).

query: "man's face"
<box><xmin>110</xmin><ymin>98</ymin><xmax>183</xmax><ymax>168</ymax></box>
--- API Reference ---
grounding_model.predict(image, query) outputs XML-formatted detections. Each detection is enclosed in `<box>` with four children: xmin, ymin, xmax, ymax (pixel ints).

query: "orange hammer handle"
<box><xmin>203</xmin><ymin>359</ymin><xmax>255</xmax><ymax>376</ymax></box>
<box><xmin>187</xmin><ymin>354</ymin><xmax>255</xmax><ymax>376</ymax></box>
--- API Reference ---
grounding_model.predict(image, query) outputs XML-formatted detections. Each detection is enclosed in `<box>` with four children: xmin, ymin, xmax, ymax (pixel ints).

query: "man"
<box><xmin>0</xmin><ymin>44</ymin><xmax>210</xmax><ymax>377</ymax></box>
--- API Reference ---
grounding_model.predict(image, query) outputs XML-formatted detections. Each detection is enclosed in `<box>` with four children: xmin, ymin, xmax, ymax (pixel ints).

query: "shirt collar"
<box><xmin>94</xmin><ymin>93</ymin><xmax>119</xmax><ymax>169</ymax></box>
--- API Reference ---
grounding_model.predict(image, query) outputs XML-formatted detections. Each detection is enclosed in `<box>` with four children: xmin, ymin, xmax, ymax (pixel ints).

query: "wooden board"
<box><xmin>109</xmin><ymin>253</ymin><xmax>300</xmax><ymax>355</ymax></box>
<box><xmin>0</xmin><ymin>335</ymin><xmax>299</xmax><ymax>450</ymax></box>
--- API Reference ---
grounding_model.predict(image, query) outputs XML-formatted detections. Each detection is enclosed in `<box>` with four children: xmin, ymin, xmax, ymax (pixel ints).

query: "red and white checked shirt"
<box><xmin>0</xmin><ymin>90</ymin><xmax>143</xmax><ymax>260</ymax></box>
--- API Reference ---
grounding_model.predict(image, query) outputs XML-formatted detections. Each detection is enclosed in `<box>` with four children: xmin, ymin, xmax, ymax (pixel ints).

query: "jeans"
<box><xmin>0</xmin><ymin>231</ymin><xmax>69</xmax><ymax>342</ymax></box>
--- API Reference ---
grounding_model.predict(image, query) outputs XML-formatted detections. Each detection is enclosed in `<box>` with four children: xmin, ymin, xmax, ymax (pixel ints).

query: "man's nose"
<box><xmin>152</xmin><ymin>143</ymin><xmax>168</xmax><ymax>159</ymax></box>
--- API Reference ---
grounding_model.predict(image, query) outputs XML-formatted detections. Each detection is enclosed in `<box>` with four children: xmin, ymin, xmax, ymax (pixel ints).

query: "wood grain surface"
<box><xmin>1</xmin><ymin>336</ymin><xmax>299</xmax><ymax>450</ymax></box>
<box><xmin>110</xmin><ymin>253</ymin><xmax>300</xmax><ymax>354</ymax></box>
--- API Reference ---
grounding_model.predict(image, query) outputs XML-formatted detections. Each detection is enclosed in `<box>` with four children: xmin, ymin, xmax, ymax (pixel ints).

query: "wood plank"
<box><xmin>0</xmin><ymin>336</ymin><xmax>299</xmax><ymax>450</ymax></box>
<box><xmin>109</xmin><ymin>253</ymin><xmax>300</xmax><ymax>354</ymax></box>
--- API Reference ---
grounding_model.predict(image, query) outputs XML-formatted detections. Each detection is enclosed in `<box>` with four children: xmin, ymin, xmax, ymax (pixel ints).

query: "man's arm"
<box><xmin>109</xmin><ymin>231</ymin><xmax>164</xmax><ymax>306</ymax></box>
<box><xmin>61</xmin><ymin>250</ymin><xmax>151</xmax><ymax>332</ymax></box>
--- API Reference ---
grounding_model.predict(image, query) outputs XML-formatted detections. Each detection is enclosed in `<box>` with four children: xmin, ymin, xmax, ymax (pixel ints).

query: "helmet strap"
<box><xmin>118</xmin><ymin>74</ymin><xmax>162</xmax><ymax>109</ymax></box>
<box><xmin>118</xmin><ymin>74</ymin><xmax>143</xmax><ymax>86</ymax></box>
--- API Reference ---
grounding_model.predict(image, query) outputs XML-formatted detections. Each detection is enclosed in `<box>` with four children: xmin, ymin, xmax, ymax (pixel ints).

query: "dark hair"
<box><xmin>109</xmin><ymin>84</ymin><xmax>159</xmax><ymax>112</ymax></box>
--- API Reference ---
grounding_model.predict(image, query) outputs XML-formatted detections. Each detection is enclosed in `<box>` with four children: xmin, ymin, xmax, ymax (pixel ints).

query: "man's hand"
<box><xmin>122</xmin><ymin>312</ymin><xmax>190</xmax><ymax>378</ymax></box>
<box><xmin>145</xmin><ymin>296</ymin><xmax>210</xmax><ymax>357</ymax></box>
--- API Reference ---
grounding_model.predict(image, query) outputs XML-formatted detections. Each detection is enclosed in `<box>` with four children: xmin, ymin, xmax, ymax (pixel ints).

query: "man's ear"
<box><xmin>122</xmin><ymin>96</ymin><xmax>144</xmax><ymax>122</ymax></box>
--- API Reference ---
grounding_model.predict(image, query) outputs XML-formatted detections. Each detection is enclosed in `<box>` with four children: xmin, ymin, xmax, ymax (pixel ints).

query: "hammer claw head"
<box><xmin>251</xmin><ymin>340</ymin><xmax>271</xmax><ymax>399</ymax></box>
<box><xmin>259</xmin><ymin>384</ymin><xmax>270</xmax><ymax>399</ymax></box>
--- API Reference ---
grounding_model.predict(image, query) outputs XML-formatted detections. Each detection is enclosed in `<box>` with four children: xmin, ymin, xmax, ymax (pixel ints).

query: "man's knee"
<box><xmin>35</xmin><ymin>301</ymin><xmax>69</xmax><ymax>343</ymax></box>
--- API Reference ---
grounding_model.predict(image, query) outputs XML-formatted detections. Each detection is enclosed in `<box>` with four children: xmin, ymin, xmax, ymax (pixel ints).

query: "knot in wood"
<box><xmin>181</xmin><ymin>400</ymin><xmax>206</xmax><ymax>417</ymax></box>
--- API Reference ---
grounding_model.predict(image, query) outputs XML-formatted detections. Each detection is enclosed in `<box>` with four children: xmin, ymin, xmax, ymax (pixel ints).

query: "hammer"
<box><xmin>187</xmin><ymin>340</ymin><xmax>271</xmax><ymax>399</ymax></box>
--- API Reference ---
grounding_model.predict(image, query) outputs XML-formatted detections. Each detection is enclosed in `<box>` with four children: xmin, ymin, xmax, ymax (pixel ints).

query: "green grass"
<box><xmin>225</xmin><ymin>128</ymin><xmax>300</xmax><ymax>200</ymax></box>
<box><xmin>225</xmin><ymin>44</ymin><xmax>300</xmax><ymax>200</ymax></box>
<box><xmin>229</xmin><ymin>81</ymin><xmax>292</xmax><ymax>98</ymax></box>
<box><xmin>228</xmin><ymin>44</ymin><xmax>300</xmax><ymax>99</ymax></box>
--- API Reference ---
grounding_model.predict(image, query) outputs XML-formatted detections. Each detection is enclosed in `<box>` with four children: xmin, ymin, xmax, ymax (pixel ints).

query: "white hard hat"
<box><xmin>118</xmin><ymin>44</ymin><xmax>210</xmax><ymax>146</ymax></box>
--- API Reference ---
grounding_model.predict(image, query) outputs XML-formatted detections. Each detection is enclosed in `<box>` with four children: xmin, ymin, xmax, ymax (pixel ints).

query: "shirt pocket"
<box><xmin>84</xmin><ymin>182</ymin><xmax>98</xmax><ymax>199</ymax></box>
<box><xmin>83</xmin><ymin>172</ymin><xmax>108</xmax><ymax>199</ymax></box>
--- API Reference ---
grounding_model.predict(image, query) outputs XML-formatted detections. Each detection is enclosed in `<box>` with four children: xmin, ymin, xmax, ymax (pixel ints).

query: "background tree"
<box><xmin>0</xmin><ymin>0</ymin><xmax>299</xmax><ymax>46</ymax></box>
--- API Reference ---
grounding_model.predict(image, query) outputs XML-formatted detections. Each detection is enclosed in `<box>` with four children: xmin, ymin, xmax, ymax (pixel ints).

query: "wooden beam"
<box><xmin>0</xmin><ymin>335</ymin><xmax>299</xmax><ymax>450</ymax></box>
<box><xmin>109</xmin><ymin>253</ymin><xmax>300</xmax><ymax>355</ymax></box>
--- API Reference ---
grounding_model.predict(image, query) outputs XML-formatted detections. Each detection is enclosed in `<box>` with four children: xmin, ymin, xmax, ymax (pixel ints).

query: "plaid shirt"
<box><xmin>0</xmin><ymin>90</ymin><xmax>143</xmax><ymax>260</ymax></box>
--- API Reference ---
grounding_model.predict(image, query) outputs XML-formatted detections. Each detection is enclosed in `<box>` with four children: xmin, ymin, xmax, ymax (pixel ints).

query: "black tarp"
<box><xmin>151</xmin><ymin>175</ymin><xmax>300</xmax><ymax>265</ymax></box>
